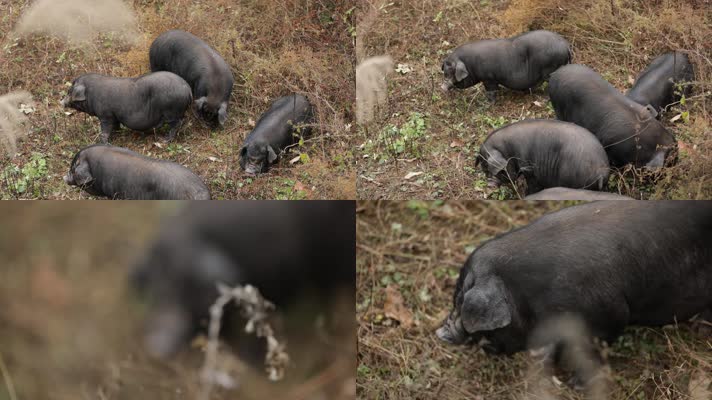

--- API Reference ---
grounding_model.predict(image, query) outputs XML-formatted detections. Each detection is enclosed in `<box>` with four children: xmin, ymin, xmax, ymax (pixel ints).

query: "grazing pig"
<box><xmin>61</xmin><ymin>72</ymin><xmax>192</xmax><ymax>143</ymax></box>
<box><xmin>627</xmin><ymin>51</ymin><xmax>694</xmax><ymax>116</ymax></box>
<box><xmin>240</xmin><ymin>94</ymin><xmax>314</xmax><ymax>174</ymax></box>
<box><xmin>524</xmin><ymin>187</ymin><xmax>634</xmax><ymax>200</ymax></box>
<box><xmin>441</xmin><ymin>30</ymin><xmax>570</xmax><ymax>102</ymax></box>
<box><xmin>64</xmin><ymin>144</ymin><xmax>210</xmax><ymax>200</ymax></box>
<box><xmin>437</xmin><ymin>201</ymin><xmax>712</xmax><ymax>376</ymax></box>
<box><xmin>549</xmin><ymin>64</ymin><xmax>676</xmax><ymax>168</ymax></box>
<box><xmin>130</xmin><ymin>201</ymin><xmax>355</xmax><ymax>360</ymax></box>
<box><xmin>149</xmin><ymin>30</ymin><xmax>234</xmax><ymax>127</ymax></box>
<box><xmin>477</xmin><ymin>120</ymin><xmax>610</xmax><ymax>195</ymax></box>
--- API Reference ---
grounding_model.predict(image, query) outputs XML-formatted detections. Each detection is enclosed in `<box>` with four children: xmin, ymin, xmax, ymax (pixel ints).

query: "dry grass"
<box><xmin>0</xmin><ymin>0</ymin><xmax>356</xmax><ymax>199</ymax></box>
<box><xmin>356</xmin><ymin>201</ymin><xmax>712</xmax><ymax>399</ymax></box>
<box><xmin>0</xmin><ymin>204</ymin><xmax>355</xmax><ymax>400</ymax></box>
<box><xmin>355</xmin><ymin>0</ymin><xmax>711</xmax><ymax>200</ymax></box>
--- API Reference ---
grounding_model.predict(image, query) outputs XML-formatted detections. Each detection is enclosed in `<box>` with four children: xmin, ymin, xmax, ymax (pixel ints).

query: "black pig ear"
<box><xmin>218</xmin><ymin>102</ymin><xmax>228</xmax><ymax>126</ymax></box>
<box><xmin>267</xmin><ymin>145</ymin><xmax>278</xmax><ymax>163</ymax></box>
<box><xmin>73</xmin><ymin>157</ymin><xmax>93</xmax><ymax>186</ymax></box>
<box><xmin>461</xmin><ymin>278</ymin><xmax>511</xmax><ymax>333</ymax></box>
<box><xmin>454</xmin><ymin>60</ymin><xmax>468</xmax><ymax>82</ymax></box>
<box><xmin>72</xmin><ymin>84</ymin><xmax>86</xmax><ymax>102</ymax></box>
<box><xmin>485</xmin><ymin>148</ymin><xmax>508</xmax><ymax>176</ymax></box>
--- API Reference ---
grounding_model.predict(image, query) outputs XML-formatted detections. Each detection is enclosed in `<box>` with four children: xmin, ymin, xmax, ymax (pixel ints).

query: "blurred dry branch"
<box><xmin>199</xmin><ymin>284</ymin><xmax>289</xmax><ymax>400</ymax></box>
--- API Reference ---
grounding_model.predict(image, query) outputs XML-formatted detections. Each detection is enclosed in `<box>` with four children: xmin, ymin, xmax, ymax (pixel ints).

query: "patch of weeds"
<box><xmin>236</xmin><ymin>176</ymin><xmax>253</xmax><ymax>189</ymax></box>
<box><xmin>363</xmin><ymin>112</ymin><xmax>428</xmax><ymax>162</ymax></box>
<box><xmin>275</xmin><ymin>178</ymin><xmax>307</xmax><ymax>200</ymax></box>
<box><xmin>479</xmin><ymin>114</ymin><xmax>508</xmax><ymax>129</ymax></box>
<box><xmin>342</xmin><ymin>6</ymin><xmax>356</xmax><ymax>38</ymax></box>
<box><xmin>2</xmin><ymin>152</ymin><xmax>49</xmax><ymax>198</ymax></box>
<box><xmin>406</xmin><ymin>200</ymin><xmax>431</xmax><ymax>218</ymax></box>
<box><xmin>166</xmin><ymin>143</ymin><xmax>190</xmax><ymax>156</ymax></box>
<box><xmin>433</xmin><ymin>266</ymin><xmax>459</xmax><ymax>280</ymax></box>
<box><xmin>357</xmin><ymin>364</ymin><xmax>371</xmax><ymax>378</ymax></box>
<box><xmin>488</xmin><ymin>185</ymin><xmax>514</xmax><ymax>200</ymax></box>
<box><xmin>378</xmin><ymin>264</ymin><xmax>412</xmax><ymax>288</ymax></box>
<box><xmin>292</xmin><ymin>130</ymin><xmax>311</xmax><ymax>165</ymax></box>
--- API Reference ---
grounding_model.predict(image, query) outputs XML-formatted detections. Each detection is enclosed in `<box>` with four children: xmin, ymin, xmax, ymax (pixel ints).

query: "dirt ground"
<box><xmin>0</xmin><ymin>0</ymin><xmax>356</xmax><ymax>200</ymax></box>
<box><xmin>0</xmin><ymin>203</ymin><xmax>355</xmax><ymax>400</ymax></box>
<box><xmin>355</xmin><ymin>0</ymin><xmax>711</xmax><ymax>200</ymax></box>
<box><xmin>356</xmin><ymin>201</ymin><xmax>711</xmax><ymax>399</ymax></box>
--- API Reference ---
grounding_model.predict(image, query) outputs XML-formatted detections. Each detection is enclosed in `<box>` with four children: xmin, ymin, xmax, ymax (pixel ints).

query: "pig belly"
<box><xmin>120</xmin><ymin>113</ymin><xmax>165</xmax><ymax>132</ymax></box>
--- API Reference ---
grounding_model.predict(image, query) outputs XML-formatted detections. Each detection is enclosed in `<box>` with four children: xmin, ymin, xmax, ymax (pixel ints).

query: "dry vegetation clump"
<box><xmin>13</xmin><ymin>0</ymin><xmax>139</xmax><ymax>45</ymax></box>
<box><xmin>355</xmin><ymin>0</ymin><xmax>711</xmax><ymax>200</ymax></box>
<box><xmin>0</xmin><ymin>90</ymin><xmax>33</xmax><ymax>157</ymax></box>
<box><xmin>356</xmin><ymin>201</ymin><xmax>712</xmax><ymax>399</ymax></box>
<box><xmin>0</xmin><ymin>0</ymin><xmax>356</xmax><ymax>199</ymax></box>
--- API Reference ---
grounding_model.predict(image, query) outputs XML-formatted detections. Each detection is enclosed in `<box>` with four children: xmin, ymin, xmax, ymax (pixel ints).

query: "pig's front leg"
<box><xmin>483</xmin><ymin>81</ymin><xmax>499</xmax><ymax>103</ymax></box>
<box><xmin>98</xmin><ymin>119</ymin><xmax>118</xmax><ymax>144</ymax></box>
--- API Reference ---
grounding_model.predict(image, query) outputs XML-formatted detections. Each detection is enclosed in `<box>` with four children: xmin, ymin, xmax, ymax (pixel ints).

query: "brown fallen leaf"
<box><xmin>383</xmin><ymin>286</ymin><xmax>413</xmax><ymax>328</ymax></box>
<box><xmin>450</xmin><ymin>139</ymin><xmax>463</xmax><ymax>148</ymax></box>
<box><xmin>678</xmin><ymin>140</ymin><xmax>699</xmax><ymax>156</ymax></box>
<box><xmin>293</xmin><ymin>180</ymin><xmax>311</xmax><ymax>197</ymax></box>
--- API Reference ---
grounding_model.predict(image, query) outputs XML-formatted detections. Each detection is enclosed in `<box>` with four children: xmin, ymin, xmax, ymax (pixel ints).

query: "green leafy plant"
<box><xmin>3</xmin><ymin>152</ymin><xmax>48</xmax><ymax>197</ymax></box>
<box><xmin>366</xmin><ymin>112</ymin><xmax>428</xmax><ymax>162</ymax></box>
<box><xmin>275</xmin><ymin>178</ymin><xmax>307</xmax><ymax>200</ymax></box>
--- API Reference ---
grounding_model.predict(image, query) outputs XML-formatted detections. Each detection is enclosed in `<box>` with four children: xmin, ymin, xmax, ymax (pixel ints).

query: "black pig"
<box><xmin>549</xmin><ymin>64</ymin><xmax>676</xmax><ymax>168</ymax></box>
<box><xmin>437</xmin><ymin>201</ymin><xmax>712</xmax><ymax>359</ymax></box>
<box><xmin>64</xmin><ymin>144</ymin><xmax>210</xmax><ymax>200</ymax></box>
<box><xmin>627</xmin><ymin>51</ymin><xmax>694</xmax><ymax>116</ymax></box>
<box><xmin>441</xmin><ymin>30</ymin><xmax>570</xmax><ymax>102</ymax></box>
<box><xmin>149</xmin><ymin>30</ymin><xmax>234</xmax><ymax>127</ymax></box>
<box><xmin>524</xmin><ymin>187</ymin><xmax>634</xmax><ymax>200</ymax></box>
<box><xmin>477</xmin><ymin>120</ymin><xmax>610</xmax><ymax>195</ymax></box>
<box><xmin>130</xmin><ymin>201</ymin><xmax>355</xmax><ymax>359</ymax></box>
<box><xmin>239</xmin><ymin>94</ymin><xmax>314</xmax><ymax>174</ymax></box>
<box><xmin>61</xmin><ymin>72</ymin><xmax>192</xmax><ymax>143</ymax></box>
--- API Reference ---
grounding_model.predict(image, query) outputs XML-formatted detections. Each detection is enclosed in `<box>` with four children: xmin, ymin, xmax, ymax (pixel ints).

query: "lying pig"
<box><xmin>61</xmin><ymin>72</ymin><xmax>192</xmax><ymax>143</ymax></box>
<box><xmin>240</xmin><ymin>94</ymin><xmax>314</xmax><ymax>174</ymax></box>
<box><xmin>130</xmin><ymin>201</ymin><xmax>355</xmax><ymax>359</ymax></box>
<box><xmin>441</xmin><ymin>30</ymin><xmax>570</xmax><ymax>102</ymax></box>
<box><xmin>477</xmin><ymin>120</ymin><xmax>610</xmax><ymax>195</ymax></box>
<box><xmin>437</xmin><ymin>201</ymin><xmax>712</xmax><ymax>377</ymax></box>
<box><xmin>150</xmin><ymin>30</ymin><xmax>234</xmax><ymax>127</ymax></box>
<box><xmin>524</xmin><ymin>187</ymin><xmax>634</xmax><ymax>200</ymax></box>
<box><xmin>65</xmin><ymin>144</ymin><xmax>210</xmax><ymax>200</ymax></box>
<box><xmin>627</xmin><ymin>51</ymin><xmax>694</xmax><ymax>116</ymax></box>
<box><xmin>549</xmin><ymin>64</ymin><xmax>676</xmax><ymax>168</ymax></box>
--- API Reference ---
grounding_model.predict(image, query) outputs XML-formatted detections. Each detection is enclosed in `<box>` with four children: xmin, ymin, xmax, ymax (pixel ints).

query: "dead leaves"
<box><xmin>383</xmin><ymin>286</ymin><xmax>414</xmax><ymax>329</ymax></box>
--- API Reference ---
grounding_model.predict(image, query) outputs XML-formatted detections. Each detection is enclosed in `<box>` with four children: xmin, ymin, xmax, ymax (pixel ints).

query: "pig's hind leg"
<box><xmin>163</xmin><ymin>117</ymin><xmax>184</xmax><ymax>143</ymax></box>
